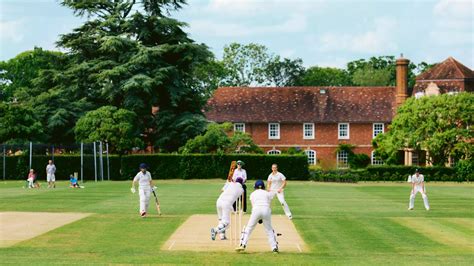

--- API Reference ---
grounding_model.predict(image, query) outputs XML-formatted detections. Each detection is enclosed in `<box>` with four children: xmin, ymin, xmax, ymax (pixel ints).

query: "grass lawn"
<box><xmin>0</xmin><ymin>180</ymin><xmax>473</xmax><ymax>265</ymax></box>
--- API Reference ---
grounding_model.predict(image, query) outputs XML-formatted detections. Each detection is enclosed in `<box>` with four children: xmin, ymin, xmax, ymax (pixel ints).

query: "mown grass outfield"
<box><xmin>0</xmin><ymin>180</ymin><xmax>473</xmax><ymax>265</ymax></box>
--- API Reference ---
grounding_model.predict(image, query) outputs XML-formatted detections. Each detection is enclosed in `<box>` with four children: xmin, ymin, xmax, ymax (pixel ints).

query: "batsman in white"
<box><xmin>267</xmin><ymin>164</ymin><xmax>292</xmax><ymax>219</ymax></box>
<box><xmin>130</xmin><ymin>163</ymin><xmax>157</xmax><ymax>217</ymax></box>
<box><xmin>211</xmin><ymin>177</ymin><xmax>244</xmax><ymax>241</ymax></box>
<box><xmin>236</xmin><ymin>180</ymin><xmax>278</xmax><ymax>253</ymax></box>
<box><xmin>46</xmin><ymin>160</ymin><xmax>56</xmax><ymax>188</ymax></box>
<box><xmin>408</xmin><ymin>169</ymin><xmax>430</xmax><ymax>211</ymax></box>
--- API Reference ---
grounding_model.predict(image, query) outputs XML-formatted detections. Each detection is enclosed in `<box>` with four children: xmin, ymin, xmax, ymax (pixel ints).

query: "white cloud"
<box><xmin>189</xmin><ymin>14</ymin><xmax>307</xmax><ymax>37</ymax></box>
<box><xmin>316</xmin><ymin>17</ymin><xmax>398</xmax><ymax>53</ymax></box>
<box><xmin>206</xmin><ymin>0</ymin><xmax>325</xmax><ymax>17</ymax></box>
<box><xmin>0</xmin><ymin>19</ymin><xmax>25</xmax><ymax>43</ymax></box>
<box><xmin>434</xmin><ymin>0</ymin><xmax>472</xmax><ymax>18</ymax></box>
<box><xmin>430</xmin><ymin>0</ymin><xmax>473</xmax><ymax>47</ymax></box>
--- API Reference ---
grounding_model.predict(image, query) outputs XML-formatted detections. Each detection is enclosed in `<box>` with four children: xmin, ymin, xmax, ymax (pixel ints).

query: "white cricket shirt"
<box><xmin>133</xmin><ymin>171</ymin><xmax>152</xmax><ymax>189</ymax></box>
<box><xmin>267</xmin><ymin>172</ymin><xmax>286</xmax><ymax>191</ymax></box>
<box><xmin>250</xmin><ymin>189</ymin><xmax>272</xmax><ymax>208</ymax></box>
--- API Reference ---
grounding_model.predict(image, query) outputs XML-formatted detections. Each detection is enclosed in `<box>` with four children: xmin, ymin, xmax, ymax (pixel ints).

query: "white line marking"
<box><xmin>296</xmin><ymin>244</ymin><xmax>302</xmax><ymax>253</ymax></box>
<box><xmin>168</xmin><ymin>241</ymin><xmax>176</xmax><ymax>250</ymax></box>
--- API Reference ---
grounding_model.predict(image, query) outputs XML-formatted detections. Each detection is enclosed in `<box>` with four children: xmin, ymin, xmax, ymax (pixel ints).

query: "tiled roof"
<box><xmin>205</xmin><ymin>86</ymin><xmax>396</xmax><ymax>123</ymax></box>
<box><xmin>416</xmin><ymin>57</ymin><xmax>474</xmax><ymax>81</ymax></box>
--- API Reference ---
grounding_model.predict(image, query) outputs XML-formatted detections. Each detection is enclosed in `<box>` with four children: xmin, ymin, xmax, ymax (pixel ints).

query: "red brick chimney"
<box><xmin>395</xmin><ymin>55</ymin><xmax>409</xmax><ymax>106</ymax></box>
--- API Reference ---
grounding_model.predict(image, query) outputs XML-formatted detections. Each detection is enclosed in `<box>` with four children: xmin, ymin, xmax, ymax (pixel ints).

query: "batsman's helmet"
<box><xmin>235</xmin><ymin>177</ymin><xmax>244</xmax><ymax>185</ymax></box>
<box><xmin>236</xmin><ymin>160</ymin><xmax>244</xmax><ymax>166</ymax></box>
<box><xmin>254</xmin><ymin>180</ymin><xmax>265</xmax><ymax>190</ymax></box>
<box><xmin>139</xmin><ymin>163</ymin><xmax>148</xmax><ymax>170</ymax></box>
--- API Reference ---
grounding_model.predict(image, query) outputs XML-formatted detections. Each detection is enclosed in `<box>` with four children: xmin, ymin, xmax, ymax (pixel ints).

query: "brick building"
<box><xmin>205</xmin><ymin>56</ymin><xmax>473</xmax><ymax>168</ymax></box>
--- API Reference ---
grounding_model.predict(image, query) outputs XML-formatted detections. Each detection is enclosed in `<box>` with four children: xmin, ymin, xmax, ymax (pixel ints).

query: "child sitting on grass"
<box><xmin>69</xmin><ymin>174</ymin><xmax>80</xmax><ymax>188</ymax></box>
<box><xmin>26</xmin><ymin>169</ymin><xmax>40</xmax><ymax>188</ymax></box>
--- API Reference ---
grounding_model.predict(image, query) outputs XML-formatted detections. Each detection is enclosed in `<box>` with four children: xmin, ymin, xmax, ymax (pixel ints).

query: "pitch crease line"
<box><xmin>168</xmin><ymin>241</ymin><xmax>176</xmax><ymax>250</ymax></box>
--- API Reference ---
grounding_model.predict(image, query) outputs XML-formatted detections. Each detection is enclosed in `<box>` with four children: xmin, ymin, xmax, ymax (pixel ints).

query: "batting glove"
<box><xmin>131</xmin><ymin>187</ymin><xmax>136</xmax><ymax>194</ymax></box>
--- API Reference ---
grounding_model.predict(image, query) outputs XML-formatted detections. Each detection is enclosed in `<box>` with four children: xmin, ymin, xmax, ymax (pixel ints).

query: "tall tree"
<box><xmin>265</xmin><ymin>56</ymin><xmax>305</xmax><ymax>86</ymax></box>
<box><xmin>0</xmin><ymin>103</ymin><xmax>44</xmax><ymax>144</ymax></box>
<box><xmin>58</xmin><ymin>0</ymin><xmax>214</xmax><ymax>151</ymax></box>
<box><xmin>75</xmin><ymin>106</ymin><xmax>143</xmax><ymax>154</ymax></box>
<box><xmin>373</xmin><ymin>93</ymin><xmax>474</xmax><ymax>165</ymax></box>
<box><xmin>0</xmin><ymin>47</ymin><xmax>66</xmax><ymax>102</ymax></box>
<box><xmin>220</xmin><ymin>42</ymin><xmax>305</xmax><ymax>87</ymax></box>
<box><xmin>297</xmin><ymin>66</ymin><xmax>352</xmax><ymax>86</ymax></box>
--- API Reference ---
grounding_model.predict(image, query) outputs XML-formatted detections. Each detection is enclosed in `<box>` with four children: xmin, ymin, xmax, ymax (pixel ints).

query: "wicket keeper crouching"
<box><xmin>211</xmin><ymin>177</ymin><xmax>244</xmax><ymax>241</ymax></box>
<box><xmin>236</xmin><ymin>180</ymin><xmax>278</xmax><ymax>253</ymax></box>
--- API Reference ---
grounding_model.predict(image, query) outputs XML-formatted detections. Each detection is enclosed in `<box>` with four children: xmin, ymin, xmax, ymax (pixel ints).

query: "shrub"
<box><xmin>455</xmin><ymin>160</ymin><xmax>473</xmax><ymax>182</ymax></box>
<box><xmin>349</xmin><ymin>153</ymin><xmax>371</xmax><ymax>169</ymax></box>
<box><xmin>120</xmin><ymin>154</ymin><xmax>309</xmax><ymax>181</ymax></box>
<box><xmin>309</xmin><ymin>165</ymin><xmax>461</xmax><ymax>182</ymax></box>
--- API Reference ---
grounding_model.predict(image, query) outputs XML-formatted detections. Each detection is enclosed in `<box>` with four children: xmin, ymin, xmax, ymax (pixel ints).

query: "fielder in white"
<box><xmin>236</xmin><ymin>180</ymin><xmax>278</xmax><ymax>253</ymax></box>
<box><xmin>211</xmin><ymin>177</ymin><xmax>244</xmax><ymax>241</ymax></box>
<box><xmin>131</xmin><ymin>163</ymin><xmax>156</xmax><ymax>217</ymax></box>
<box><xmin>46</xmin><ymin>160</ymin><xmax>56</xmax><ymax>188</ymax></box>
<box><xmin>408</xmin><ymin>169</ymin><xmax>430</xmax><ymax>211</ymax></box>
<box><xmin>267</xmin><ymin>164</ymin><xmax>292</xmax><ymax>219</ymax></box>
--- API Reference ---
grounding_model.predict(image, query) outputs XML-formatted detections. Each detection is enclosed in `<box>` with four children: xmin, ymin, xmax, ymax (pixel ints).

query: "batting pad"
<box><xmin>162</xmin><ymin>214</ymin><xmax>308</xmax><ymax>253</ymax></box>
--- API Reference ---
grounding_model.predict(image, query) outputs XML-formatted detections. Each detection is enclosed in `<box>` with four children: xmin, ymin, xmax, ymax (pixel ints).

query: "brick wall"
<box><xmin>239</xmin><ymin>122</ymin><xmax>385</xmax><ymax>169</ymax></box>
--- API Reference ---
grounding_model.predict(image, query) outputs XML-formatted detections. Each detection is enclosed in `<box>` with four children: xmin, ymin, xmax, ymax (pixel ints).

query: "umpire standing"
<box><xmin>232</xmin><ymin>160</ymin><xmax>247</xmax><ymax>212</ymax></box>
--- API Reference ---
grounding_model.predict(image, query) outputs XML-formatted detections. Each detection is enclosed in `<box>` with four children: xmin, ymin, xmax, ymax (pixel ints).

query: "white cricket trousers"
<box><xmin>240</xmin><ymin>207</ymin><xmax>277</xmax><ymax>250</ymax></box>
<box><xmin>215</xmin><ymin>199</ymin><xmax>233</xmax><ymax>233</ymax></box>
<box><xmin>409</xmin><ymin>186</ymin><xmax>430</xmax><ymax>210</ymax></box>
<box><xmin>270</xmin><ymin>190</ymin><xmax>292</xmax><ymax>217</ymax></box>
<box><xmin>139</xmin><ymin>187</ymin><xmax>151</xmax><ymax>214</ymax></box>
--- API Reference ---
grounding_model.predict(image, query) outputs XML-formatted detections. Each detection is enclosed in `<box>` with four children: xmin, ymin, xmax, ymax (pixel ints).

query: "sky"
<box><xmin>0</xmin><ymin>0</ymin><xmax>473</xmax><ymax>69</ymax></box>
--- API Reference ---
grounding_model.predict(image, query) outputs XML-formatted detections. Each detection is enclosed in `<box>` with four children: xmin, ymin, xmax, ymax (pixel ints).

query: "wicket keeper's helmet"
<box><xmin>139</xmin><ymin>163</ymin><xmax>148</xmax><ymax>170</ymax></box>
<box><xmin>254</xmin><ymin>180</ymin><xmax>265</xmax><ymax>189</ymax></box>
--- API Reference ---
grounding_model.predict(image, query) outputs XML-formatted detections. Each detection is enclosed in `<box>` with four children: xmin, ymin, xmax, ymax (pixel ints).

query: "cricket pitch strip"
<box><xmin>0</xmin><ymin>212</ymin><xmax>91</xmax><ymax>248</ymax></box>
<box><xmin>162</xmin><ymin>214</ymin><xmax>308</xmax><ymax>253</ymax></box>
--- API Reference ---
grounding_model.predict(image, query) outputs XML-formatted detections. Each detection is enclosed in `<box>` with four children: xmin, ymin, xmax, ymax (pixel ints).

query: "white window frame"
<box><xmin>303</xmin><ymin>123</ymin><xmax>315</xmax><ymax>139</ymax></box>
<box><xmin>337</xmin><ymin>151</ymin><xmax>349</xmax><ymax>169</ymax></box>
<box><xmin>338</xmin><ymin>123</ymin><xmax>350</xmax><ymax>140</ymax></box>
<box><xmin>233</xmin><ymin>123</ymin><xmax>245</xmax><ymax>133</ymax></box>
<box><xmin>267</xmin><ymin>149</ymin><xmax>281</xmax><ymax>155</ymax></box>
<box><xmin>371</xmin><ymin>151</ymin><xmax>384</xmax><ymax>165</ymax></box>
<box><xmin>305</xmin><ymin>150</ymin><xmax>316</xmax><ymax>165</ymax></box>
<box><xmin>268</xmin><ymin>123</ymin><xmax>280</xmax><ymax>140</ymax></box>
<box><xmin>372</xmin><ymin>123</ymin><xmax>384</xmax><ymax>138</ymax></box>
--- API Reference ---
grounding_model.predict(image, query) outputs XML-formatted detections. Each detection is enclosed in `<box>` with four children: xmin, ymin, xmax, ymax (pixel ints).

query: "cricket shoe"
<box><xmin>235</xmin><ymin>244</ymin><xmax>246</xmax><ymax>252</ymax></box>
<box><xmin>220</xmin><ymin>235</ymin><xmax>227</xmax><ymax>240</ymax></box>
<box><xmin>288</xmin><ymin>215</ymin><xmax>293</xmax><ymax>220</ymax></box>
<box><xmin>272</xmin><ymin>247</ymin><xmax>279</xmax><ymax>253</ymax></box>
<box><xmin>210</xmin><ymin>228</ymin><xmax>216</xmax><ymax>241</ymax></box>
<box><xmin>140</xmin><ymin>212</ymin><xmax>147</xmax><ymax>218</ymax></box>
<box><xmin>408</xmin><ymin>208</ymin><xmax>414</xmax><ymax>211</ymax></box>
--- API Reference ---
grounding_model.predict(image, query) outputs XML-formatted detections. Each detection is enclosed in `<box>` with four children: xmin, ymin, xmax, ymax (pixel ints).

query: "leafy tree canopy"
<box><xmin>0</xmin><ymin>103</ymin><xmax>44</xmax><ymax>144</ymax></box>
<box><xmin>74</xmin><ymin>106</ymin><xmax>143</xmax><ymax>154</ymax></box>
<box><xmin>373</xmin><ymin>93</ymin><xmax>474</xmax><ymax>165</ymax></box>
<box><xmin>180</xmin><ymin>122</ymin><xmax>263</xmax><ymax>154</ymax></box>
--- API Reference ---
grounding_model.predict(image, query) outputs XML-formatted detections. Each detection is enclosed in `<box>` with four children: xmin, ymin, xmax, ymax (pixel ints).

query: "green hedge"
<box><xmin>0</xmin><ymin>154</ymin><xmax>309</xmax><ymax>181</ymax></box>
<box><xmin>309</xmin><ymin>165</ymin><xmax>461</xmax><ymax>183</ymax></box>
<box><xmin>0</xmin><ymin>155</ymin><xmax>121</xmax><ymax>181</ymax></box>
<box><xmin>119</xmin><ymin>154</ymin><xmax>309</xmax><ymax>181</ymax></box>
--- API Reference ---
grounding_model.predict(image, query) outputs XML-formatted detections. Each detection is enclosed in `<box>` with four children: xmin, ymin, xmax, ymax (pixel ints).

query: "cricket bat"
<box><xmin>227</xmin><ymin>161</ymin><xmax>237</xmax><ymax>182</ymax></box>
<box><xmin>152</xmin><ymin>190</ymin><xmax>162</xmax><ymax>216</ymax></box>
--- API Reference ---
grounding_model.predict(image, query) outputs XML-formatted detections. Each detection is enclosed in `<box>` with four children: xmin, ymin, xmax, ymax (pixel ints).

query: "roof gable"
<box><xmin>416</xmin><ymin>57</ymin><xmax>474</xmax><ymax>81</ymax></box>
